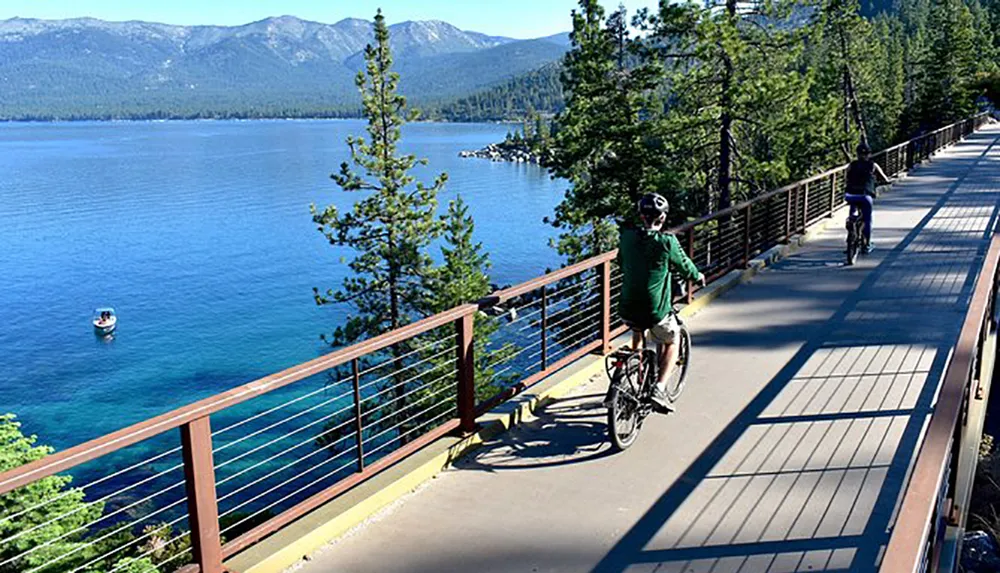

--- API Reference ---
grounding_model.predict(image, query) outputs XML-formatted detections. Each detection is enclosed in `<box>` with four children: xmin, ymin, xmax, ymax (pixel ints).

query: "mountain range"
<box><xmin>0</xmin><ymin>16</ymin><xmax>570</xmax><ymax>120</ymax></box>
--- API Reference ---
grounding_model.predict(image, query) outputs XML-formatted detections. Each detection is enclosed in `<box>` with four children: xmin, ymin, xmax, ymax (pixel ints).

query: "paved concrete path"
<box><xmin>294</xmin><ymin>126</ymin><xmax>1000</xmax><ymax>573</ymax></box>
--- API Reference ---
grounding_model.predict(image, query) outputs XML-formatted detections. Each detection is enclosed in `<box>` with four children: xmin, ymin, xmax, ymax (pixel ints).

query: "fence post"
<box><xmin>784</xmin><ymin>188</ymin><xmax>794</xmax><ymax>243</ymax></box>
<box><xmin>456</xmin><ymin>312</ymin><xmax>476</xmax><ymax>433</ymax></box>
<box><xmin>829</xmin><ymin>172</ymin><xmax>837</xmax><ymax>217</ymax></box>
<box><xmin>801</xmin><ymin>183</ymin><xmax>809</xmax><ymax>233</ymax></box>
<box><xmin>351</xmin><ymin>358</ymin><xmax>364</xmax><ymax>471</ymax></box>
<box><xmin>600</xmin><ymin>261</ymin><xmax>612</xmax><ymax>354</ymax></box>
<box><xmin>743</xmin><ymin>205</ymin><xmax>752</xmax><ymax>267</ymax></box>
<box><xmin>541</xmin><ymin>285</ymin><xmax>549</xmax><ymax>367</ymax></box>
<box><xmin>180</xmin><ymin>417</ymin><xmax>224</xmax><ymax>573</ymax></box>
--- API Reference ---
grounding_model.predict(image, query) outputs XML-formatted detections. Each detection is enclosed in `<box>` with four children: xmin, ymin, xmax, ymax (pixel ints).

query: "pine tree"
<box><xmin>311</xmin><ymin>10</ymin><xmax>446</xmax><ymax>438</ymax></box>
<box><xmin>312</xmin><ymin>10</ymin><xmax>446</xmax><ymax>344</ymax></box>
<box><xmin>423</xmin><ymin>197</ymin><xmax>516</xmax><ymax>403</ymax></box>
<box><xmin>651</xmin><ymin>0</ymin><xmax>815</xmax><ymax>209</ymax></box>
<box><xmin>548</xmin><ymin>1</ymin><xmax>670</xmax><ymax>263</ymax></box>
<box><xmin>919</xmin><ymin>0</ymin><xmax>977</xmax><ymax>125</ymax></box>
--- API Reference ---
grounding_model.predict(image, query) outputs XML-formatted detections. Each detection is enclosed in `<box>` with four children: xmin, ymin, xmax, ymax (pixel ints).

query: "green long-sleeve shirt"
<box><xmin>617</xmin><ymin>226</ymin><xmax>701</xmax><ymax>329</ymax></box>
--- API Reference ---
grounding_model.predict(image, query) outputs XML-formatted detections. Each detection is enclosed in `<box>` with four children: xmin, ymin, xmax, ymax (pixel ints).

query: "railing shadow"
<box><xmin>455</xmin><ymin>394</ymin><xmax>616</xmax><ymax>472</ymax></box>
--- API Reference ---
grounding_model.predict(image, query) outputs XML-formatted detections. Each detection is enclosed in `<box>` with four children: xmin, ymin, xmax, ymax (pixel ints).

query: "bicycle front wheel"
<box><xmin>665</xmin><ymin>326</ymin><xmax>691</xmax><ymax>402</ymax></box>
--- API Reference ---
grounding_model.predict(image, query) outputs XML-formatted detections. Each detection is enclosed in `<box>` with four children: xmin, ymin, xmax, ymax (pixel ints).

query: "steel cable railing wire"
<box><xmin>214</xmin><ymin>413</ymin><xmax>356</xmax><ymax>494</ymax></box>
<box><xmin>211</xmin><ymin>373</ymin><xmax>354</xmax><ymax>441</ymax></box>
<box><xmin>534</xmin><ymin>320</ymin><xmax>599</xmax><ymax>363</ymax></box>
<box><xmin>17</xmin><ymin>489</ymin><xmax>190</xmax><ymax>573</ymax></box>
<box><xmin>539</xmin><ymin>299</ymin><xmax>602</xmax><ymax>343</ymax></box>
<box><xmin>0</xmin><ymin>442</ymin><xmax>184</xmax><ymax>531</ymax></box>
<box><xmin>528</xmin><ymin>294</ymin><xmax>600</xmax><ymax>335</ymax></box>
<box><xmin>216</xmin><ymin>441</ymin><xmax>359</xmax><ymax>529</ymax></box>
<box><xmin>361</xmin><ymin>395</ymin><xmax>455</xmax><ymax>458</ymax></box>
<box><xmin>220</xmin><ymin>412</ymin><xmax>459</xmax><ymax>542</ymax></box>
<box><xmin>354</xmin><ymin>346</ymin><xmax>457</xmax><ymax>408</ymax></box>
<box><xmin>360</xmin><ymin>369</ymin><xmax>456</xmax><ymax>421</ymax></box>
<box><xmin>64</xmin><ymin>513</ymin><xmax>191</xmax><ymax>573</ymax></box>
<box><xmin>354</xmin><ymin>332</ymin><xmax>457</xmax><ymax>379</ymax></box>
<box><xmin>214</xmin><ymin>398</ymin><xmax>358</xmax><ymax>477</ymax></box>
<box><xmin>353</xmin><ymin>339</ymin><xmax>459</xmax><ymax>397</ymax></box>
<box><xmin>215</xmin><ymin>407</ymin><xmax>450</xmax><ymax>544</ymax></box>
<box><xmin>363</xmin><ymin>409</ymin><xmax>455</xmax><ymax>462</ymax></box>
<box><xmin>211</xmin><ymin>332</ymin><xmax>456</xmax><ymax>455</ymax></box>
<box><xmin>549</xmin><ymin>304</ymin><xmax>602</xmax><ymax>341</ymax></box>
<box><xmin>0</xmin><ymin>455</ymin><xmax>186</xmax><ymax>550</ymax></box>
<box><xmin>0</xmin><ymin>473</ymin><xmax>188</xmax><ymax>570</ymax></box>
<box><xmin>213</xmin><ymin>379</ymin><xmax>354</xmax><ymax>459</ymax></box>
<box><xmin>216</xmin><ymin>430</ymin><xmax>354</xmax><ymax>509</ymax></box>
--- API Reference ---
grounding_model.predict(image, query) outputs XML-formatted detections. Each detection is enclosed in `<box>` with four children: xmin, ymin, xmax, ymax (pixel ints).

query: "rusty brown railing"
<box><xmin>0</xmin><ymin>112</ymin><xmax>989</xmax><ymax>573</ymax></box>
<box><xmin>879</xmin><ymin>238</ymin><xmax>1000</xmax><ymax>567</ymax></box>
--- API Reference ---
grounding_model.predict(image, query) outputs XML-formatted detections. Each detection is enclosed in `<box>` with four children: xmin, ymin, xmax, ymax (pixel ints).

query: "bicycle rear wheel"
<box><xmin>608</xmin><ymin>355</ymin><xmax>642</xmax><ymax>451</ymax></box>
<box><xmin>665</xmin><ymin>326</ymin><xmax>691</xmax><ymax>402</ymax></box>
<box><xmin>846</xmin><ymin>222</ymin><xmax>859</xmax><ymax>266</ymax></box>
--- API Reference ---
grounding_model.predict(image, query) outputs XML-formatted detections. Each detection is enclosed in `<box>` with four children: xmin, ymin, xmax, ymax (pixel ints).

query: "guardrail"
<box><xmin>0</xmin><ymin>112</ymin><xmax>989</xmax><ymax>573</ymax></box>
<box><xmin>880</xmin><ymin>239</ymin><xmax>1000</xmax><ymax>567</ymax></box>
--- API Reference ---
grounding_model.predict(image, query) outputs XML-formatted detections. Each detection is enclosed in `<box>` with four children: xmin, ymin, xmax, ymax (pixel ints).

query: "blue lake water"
<box><xmin>0</xmin><ymin>120</ymin><xmax>565</xmax><ymax>452</ymax></box>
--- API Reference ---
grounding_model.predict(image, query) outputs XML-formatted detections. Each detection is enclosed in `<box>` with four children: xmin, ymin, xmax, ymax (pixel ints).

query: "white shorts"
<box><xmin>626</xmin><ymin>314</ymin><xmax>679</xmax><ymax>345</ymax></box>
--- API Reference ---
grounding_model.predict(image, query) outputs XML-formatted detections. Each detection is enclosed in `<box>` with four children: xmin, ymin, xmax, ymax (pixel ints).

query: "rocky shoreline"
<box><xmin>459</xmin><ymin>142</ymin><xmax>545</xmax><ymax>164</ymax></box>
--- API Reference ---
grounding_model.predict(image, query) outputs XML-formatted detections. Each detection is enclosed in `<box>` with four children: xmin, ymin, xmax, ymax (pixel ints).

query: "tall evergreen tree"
<box><xmin>548</xmin><ymin>1</ymin><xmax>670</xmax><ymax>263</ymax></box>
<box><xmin>311</xmin><ymin>10</ymin><xmax>446</xmax><ymax>435</ymax></box>
<box><xmin>651</xmin><ymin>0</ymin><xmax>815</xmax><ymax>209</ymax></box>
<box><xmin>312</xmin><ymin>10</ymin><xmax>446</xmax><ymax>345</ymax></box>
<box><xmin>919</xmin><ymin>0</ymin><xmax>977</xmax><ymax>125</ymax></box>
<box><xmin>423</xmin><ymin>197</ymin><xmax>515</xmax><ymax>403</ymax></box>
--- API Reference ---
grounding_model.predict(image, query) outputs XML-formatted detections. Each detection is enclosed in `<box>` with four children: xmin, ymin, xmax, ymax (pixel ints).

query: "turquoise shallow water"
<box><xmin>0</xmin><ymin>120</ymin><xmax>565</xmax><ymax>452</ymax></box>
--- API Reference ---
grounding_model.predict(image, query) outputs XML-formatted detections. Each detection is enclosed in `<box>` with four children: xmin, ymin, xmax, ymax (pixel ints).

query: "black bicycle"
<box><xmin>605</xmin><ymin>309</ymin><xmax>691</xmax><ymax>451</ymax></box>
<box><xmin>845</xmin><ymin>203</ymin><xmax>869</xmax><ymax>266</ymax></box>
<box><xmin>845</xmin><ymin>185</ymin><xmax>887</xmax><ymax>266</ymax></box>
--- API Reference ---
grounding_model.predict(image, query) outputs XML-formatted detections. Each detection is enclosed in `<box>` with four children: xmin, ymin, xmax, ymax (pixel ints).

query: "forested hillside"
<box><xmin>544</xmin><ymin>0</ymin><xmax>1000</xmax><ymax>262</ymax></box>
<box><xmin>0</xmin><ymin>16</ymin><xmax>568</xmax><ymax>120</ymax></box>
<box><xmin>433</xmin><ymin>63</ymin><xmax>564</xmax><ymax>122</ymax></box>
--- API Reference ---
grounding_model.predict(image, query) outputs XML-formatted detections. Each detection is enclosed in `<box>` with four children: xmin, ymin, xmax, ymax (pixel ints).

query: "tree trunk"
<box><xmin>717</xmin><ymin>0</ymin><xmax>737</xmax><ymax>211</ymax></box>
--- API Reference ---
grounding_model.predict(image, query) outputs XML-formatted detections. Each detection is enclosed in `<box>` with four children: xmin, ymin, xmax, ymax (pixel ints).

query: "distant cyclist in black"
<box><xmin>845</xmin><ymin>142</ymin><xmax>890</xmax><ymax>253</ymax></box>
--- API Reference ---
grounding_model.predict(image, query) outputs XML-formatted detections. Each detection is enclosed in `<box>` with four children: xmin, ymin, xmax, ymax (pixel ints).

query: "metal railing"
<box><xmin>0</xmin><ymin>112</ymin><xmax>989</xmax><ymax>573</ymax></box>
<box><xmin>879</xmin><ymin>242</ymin><xmax>1000</xmax><ymax>568</ymax></box>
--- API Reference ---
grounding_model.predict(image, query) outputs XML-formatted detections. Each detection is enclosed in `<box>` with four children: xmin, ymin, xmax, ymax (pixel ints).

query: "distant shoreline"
<box><xmin>0</xmin><ymin>115</ymin><xmax>523</xmax><ymax>125</ymax></box>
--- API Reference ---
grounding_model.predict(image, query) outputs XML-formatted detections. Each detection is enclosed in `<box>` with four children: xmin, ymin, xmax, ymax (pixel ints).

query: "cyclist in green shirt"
<box><xmin>618</xmin><ymin>193</ymin><xmax>704</xmax><ymax>412</ymax></box>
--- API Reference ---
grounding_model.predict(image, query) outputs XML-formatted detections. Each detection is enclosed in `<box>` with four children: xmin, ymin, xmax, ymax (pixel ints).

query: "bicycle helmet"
<box><xmin>856</xmin><ymin>142</ymin><xmax>871</xmax><ymax>156</ymax></box>
<box><xmin>638</xmin><ymin>193</ymin><xmax>669</xmax><ymax>222</ymax></box>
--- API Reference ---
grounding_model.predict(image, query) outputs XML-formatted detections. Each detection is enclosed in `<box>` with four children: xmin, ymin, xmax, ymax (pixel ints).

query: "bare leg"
<box><xmin>657</xmin><ymin>341</ymin><xmax>677</xmax><ymax>387</ymax></box>
<box><xmin>631</xmin><ymin>330</ymin><xmax>642</xmax><ymax>351</ymax></box>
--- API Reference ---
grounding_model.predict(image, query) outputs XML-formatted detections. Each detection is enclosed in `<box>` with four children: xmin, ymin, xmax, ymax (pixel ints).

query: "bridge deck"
<box><xmin>295</xmin><ymin>126</ymin><xmax>1000</xmax><ymax>573</ymax></box>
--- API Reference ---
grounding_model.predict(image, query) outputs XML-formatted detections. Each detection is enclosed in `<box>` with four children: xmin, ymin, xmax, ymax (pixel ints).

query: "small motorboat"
<box><xmin>93</xmin><ymin>308</ymin><xmax>117</xmax><ymax>335</ymax></box>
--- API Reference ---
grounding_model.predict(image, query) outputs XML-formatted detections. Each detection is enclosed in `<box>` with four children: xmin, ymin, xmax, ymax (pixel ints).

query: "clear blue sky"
<box><xmin>0</xmin><ymin>1</ymin><xmax>659</xmax><ymax>39</ymax></box>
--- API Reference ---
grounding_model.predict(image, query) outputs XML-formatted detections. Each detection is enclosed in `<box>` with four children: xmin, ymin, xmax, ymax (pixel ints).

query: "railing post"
<box><xmin>829</xmin><ymin>172</ymin><xmax>837</xmax><ymax>217</ymax></box>
<box><xmin>801</xmin><ymin>182</ymin><xmax>809</xmax><ymax>233</ymax></box>
<box><xmin>600</xmin><ymin>261</ymin><xmax>612</xmax><ymax>354</ymax></box>
<box><xmin>743</xmin><ymin>205</ymin><xmax>752</xmax><ymax>267</ymax></box>
<box><xmin>686</xmin><ymin>230</ymin><xmax>695</xmax><ymax>304</ymax></box>
<box><xmin>180</xmin><ymin>417</ymin><xmax>224</xmax><ymax>573</ymax></box>
<box><xmin>540</xmin><ymin>285</ymin><xmax>549</xmax><ymax>367</ymax></box>
<box><xmin>784</xmin><ymin>188</ymin><xmax>793</xmax><ymax>243</ymax></box>
<box><xmin>351</xmin><ymin>358</ymin><xmax>364</xmax><ymax>471</ymax></box>
<box><xmin>456</xmin><ymin>311</ymin><xmax>476</xmax><ymax>434</ymax></box>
